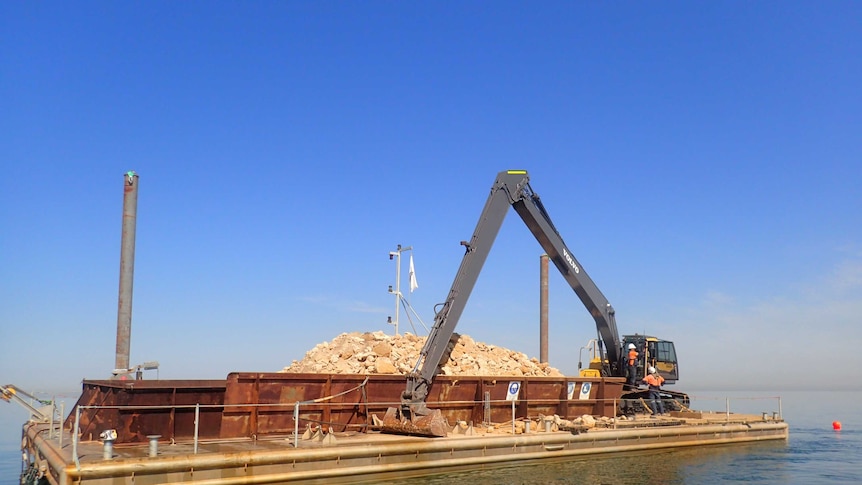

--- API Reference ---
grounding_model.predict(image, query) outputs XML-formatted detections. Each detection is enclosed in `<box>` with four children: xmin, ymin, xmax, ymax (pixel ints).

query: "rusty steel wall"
<box><xmin>221</xmin><ymin>373</ymin><xmax>624</xmax><ymax>438</ymax></box>
<box><xmin>64</xmin><ymin>375</ymin><xmax>624</xmax><ymax>443</ymax></box>
<box><xmin>66</xmin><ymin>380</ymin><xmax>227</xmax><ymax>443</ymax></box>
<box><xmin>221</xmin><ymin>373</ymin><xmax>407</xmax><ymax>438</ymax></box>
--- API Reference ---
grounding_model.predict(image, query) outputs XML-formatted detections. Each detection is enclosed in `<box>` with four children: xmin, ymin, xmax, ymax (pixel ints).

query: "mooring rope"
<box><xmin>296</xmin><ymin>376</ymin><xmax>371</xmax><ymax>430</ymax></box>
<box><xmin>303</xmin><ymin>376</ymin><xmax>369</xmax><ymax>403</ymax></box>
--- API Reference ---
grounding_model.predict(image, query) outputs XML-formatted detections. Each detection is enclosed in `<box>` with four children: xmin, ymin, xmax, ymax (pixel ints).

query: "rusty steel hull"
<box><xmin>23</xmin><ymin>375</ymin><xmax>790</xmax><ymax>485</ymax></box>
<box><xmin>66</xmin><ymin>374</ymin><xmax>623</xmax><ymax>444</ymax></box>
<box><xmin>29</xmin><ymin>414</ymin><xmax>788</xmax><ymax>485</ymax></box>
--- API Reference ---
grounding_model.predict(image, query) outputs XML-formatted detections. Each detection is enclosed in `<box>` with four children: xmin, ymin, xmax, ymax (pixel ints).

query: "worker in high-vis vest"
<box><xmin>643</xmin><ymin>366</ymin><xmax>666</xmax><ymax>415</ymax></box>
<box><xmin>626</xmin><ymin>343</ymin><xmax>638</xmax><ymax>387</ymax></box>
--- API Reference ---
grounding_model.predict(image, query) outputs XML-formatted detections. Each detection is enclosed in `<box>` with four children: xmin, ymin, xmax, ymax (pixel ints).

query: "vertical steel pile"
<box><xmin>115</xmin><ymin>171</ymin><xmax>139</xmax><ymax>372</ymax></box>
<box><xmin>540</xmin><ymin>254</ymin><xmax>549</xmax><ymax>363</ymax></box>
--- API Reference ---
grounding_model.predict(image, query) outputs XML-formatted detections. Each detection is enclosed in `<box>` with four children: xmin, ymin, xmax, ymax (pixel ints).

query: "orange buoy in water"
<box><xmin>832</xmin><ymin>421</ymin><xmax>842</xmax><ymax>430</ymax></box>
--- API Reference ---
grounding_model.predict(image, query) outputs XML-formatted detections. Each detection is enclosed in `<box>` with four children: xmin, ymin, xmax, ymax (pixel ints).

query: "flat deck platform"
<box><xmin>22</xmin><ymin>411</ymin><xmax>788</xmax><ymax>485</ymax></box>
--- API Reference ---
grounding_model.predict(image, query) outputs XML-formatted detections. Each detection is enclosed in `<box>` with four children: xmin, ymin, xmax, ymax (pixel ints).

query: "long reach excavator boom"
<box><xmin>382</xmin><ymin>170</ymin><xmax>627</xmax><ymax>437</ymax></box>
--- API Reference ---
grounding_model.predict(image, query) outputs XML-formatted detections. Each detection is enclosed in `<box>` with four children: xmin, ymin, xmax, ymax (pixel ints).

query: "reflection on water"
<box><xmin>0</xmin><ymin>407</ymin><xmax>27</xmax><ymax>484</ymax></box>
<box><xmin>378</xmin><ymin>390</ymin><xmax>862</xmax><ymax>484</ymax></box>
<box><xmin>380</xmin><ymin>441</ymin><xmax>790</xmax><ymax>485</ymax></box>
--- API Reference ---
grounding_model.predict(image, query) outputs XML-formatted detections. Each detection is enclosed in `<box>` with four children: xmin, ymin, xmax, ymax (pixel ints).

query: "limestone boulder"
<box><xmin>280</xmin><ymin>331</ymin><xmax>564</xmax><ymax>377</ymax></box>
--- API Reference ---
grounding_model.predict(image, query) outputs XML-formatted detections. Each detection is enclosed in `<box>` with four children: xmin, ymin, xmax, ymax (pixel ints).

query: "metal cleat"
<box><xmin>319</xmin><ymin>430</ymin><xmax>337</xmax><ymax>446</ymax></box>
<box><xmin>301</xmin><ymin>424</ymin><xmax>316</xmax><ymax>441</ymax></box>
<box><xmin>452</xmin><ymin>420</ymin><xmax>474</xmax><ymax>436</ymax></box>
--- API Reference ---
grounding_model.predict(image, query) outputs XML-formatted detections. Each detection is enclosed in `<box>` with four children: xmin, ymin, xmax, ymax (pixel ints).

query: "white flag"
<box><xmin>409</xmin><ymin>254</ymin><xmax>419</xmax><ymax>293</ymax></box>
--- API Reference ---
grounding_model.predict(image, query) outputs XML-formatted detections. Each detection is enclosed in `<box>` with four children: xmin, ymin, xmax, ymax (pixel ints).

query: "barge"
<box><xmin>18</xmin><ymin>373</ymin><xmax>787</xmax><ymax>484</ymax></box>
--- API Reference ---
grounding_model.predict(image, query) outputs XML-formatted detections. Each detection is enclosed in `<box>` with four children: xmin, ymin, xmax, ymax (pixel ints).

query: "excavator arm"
<box><xmin>382</xmin><ymin>170</ymin><xmax>622</xmax><ymax>436</ymax></box>
<box><xmin>402</xmin><ymin>171</ymin><xmax>526</xmax><ymax>417</ymax></box>
<box><xmin>510</xmin><ymin>179</ymin><xmax>622</xmax><ymax>372</ymax></box>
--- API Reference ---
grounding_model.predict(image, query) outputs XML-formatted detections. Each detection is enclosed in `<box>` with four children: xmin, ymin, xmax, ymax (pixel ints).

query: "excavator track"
<box><xmin>619</xmin><ymin>388</ymin><xmax>690</xmax><ymax>416</ymax></box>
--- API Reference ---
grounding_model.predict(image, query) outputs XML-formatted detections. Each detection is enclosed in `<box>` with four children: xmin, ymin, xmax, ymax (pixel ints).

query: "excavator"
<box><xmin>381</xmin><ymin>170</ymin><xmax>689</xmax><ymax>437</ymax></box>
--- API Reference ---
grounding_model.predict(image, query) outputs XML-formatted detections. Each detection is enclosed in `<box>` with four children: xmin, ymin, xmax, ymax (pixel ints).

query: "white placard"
<box><xmin>579</xmin><ymin>382</ymin><xmax>592</xmax><ymax>400</ymax></box>
<box><xmin>506</xmin><ymin>381</ymin><xmax>521</xmax><ymax>401</ymax></box>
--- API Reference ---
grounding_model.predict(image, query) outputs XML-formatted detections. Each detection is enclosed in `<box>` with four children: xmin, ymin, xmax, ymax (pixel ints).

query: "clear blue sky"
<box><xmin>1</xmin><ymin>2</ymin><xmax>860</xmax><ymax>394</ymax></box>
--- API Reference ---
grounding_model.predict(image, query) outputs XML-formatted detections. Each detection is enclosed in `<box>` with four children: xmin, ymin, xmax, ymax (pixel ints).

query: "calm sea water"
<box><xmin>2</xmin><ymin>390</ymin><xmax>859</xmax><ymax>484</ymax></box>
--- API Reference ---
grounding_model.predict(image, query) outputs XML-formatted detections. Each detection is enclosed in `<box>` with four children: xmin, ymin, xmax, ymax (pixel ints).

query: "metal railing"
<box><xmin>686</xmin><ymin>394</ymin><xmax>783</xmax><ymax>423</ymax></box>
<box><xmin>55</xmin><ymin>392</ymin><xmax>783</xmax><ymax>471</ymax></box>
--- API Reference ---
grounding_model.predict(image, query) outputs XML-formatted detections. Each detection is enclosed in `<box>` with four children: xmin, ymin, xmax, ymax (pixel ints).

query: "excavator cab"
<box><xmin>622</xmin><ymin>335</ymin><xmax>679</xmax><ymax>384</ymax></box>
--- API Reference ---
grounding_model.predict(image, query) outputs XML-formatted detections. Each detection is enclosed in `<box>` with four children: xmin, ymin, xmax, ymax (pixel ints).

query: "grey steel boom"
<box><xmin>385</xmin><ymin>170</ymin><xmax>623</xmax><ymax>436</ymax></box>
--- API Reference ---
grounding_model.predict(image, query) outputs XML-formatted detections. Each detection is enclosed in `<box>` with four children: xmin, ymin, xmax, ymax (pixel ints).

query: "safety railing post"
<box><xmin>511</xmin><ymin>399</ymin><xmax>516</xmax><ymax>435</ymax></box>
<box><xmin>49</xmin><ymin>397</ymin><xmax>55</xmax><ymax>440</ymax></box>
<box><xmin>294</xmin><ymin>401</ymin><xmax>300</xmax><ymax>449</ymax></box>
<box><xmin>73</xmin><ymin>406</ymin><xmax>81</xmax><ymax>470</ymax></box>
<box><xmin>194</xmin><ymin>403</ymin><xmax>200</xmax><ymax>454</ymax></box>
<box><xmin>58</xmin><ymin>401</ymin><xmax>65</xmax><ymax>449</ymax></box>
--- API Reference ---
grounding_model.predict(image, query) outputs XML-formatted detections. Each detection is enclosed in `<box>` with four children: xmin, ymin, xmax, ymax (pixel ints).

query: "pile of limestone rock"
<box><xmin>280</xmin><ymin>331</ymin><xmax>564</xmax><ymax>377</ymax></box>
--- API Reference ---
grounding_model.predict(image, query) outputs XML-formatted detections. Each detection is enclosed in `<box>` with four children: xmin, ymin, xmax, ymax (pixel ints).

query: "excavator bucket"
<box><xmin>380</xmin><ymin>407</ymin><xmax>450</xmax><ymax>438</ymax></box>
